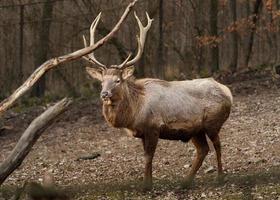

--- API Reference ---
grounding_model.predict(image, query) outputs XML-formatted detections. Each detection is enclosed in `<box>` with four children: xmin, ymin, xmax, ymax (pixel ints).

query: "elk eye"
<box><xmin>115</xmin><ymin>78</ymin><xmax>121</xmax><ymax>83</ymax></box>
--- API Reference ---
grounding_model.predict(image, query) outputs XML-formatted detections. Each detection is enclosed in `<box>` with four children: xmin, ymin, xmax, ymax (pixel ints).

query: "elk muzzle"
<box><xmin>101</xmin><ymin>91</ymin><xmax>112</xmax><ymax>100</ymax></box>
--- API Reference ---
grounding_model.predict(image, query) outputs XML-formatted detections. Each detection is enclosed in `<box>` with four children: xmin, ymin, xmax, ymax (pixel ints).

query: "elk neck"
<box><xmin>102</xmin><ymin>79</ymin><xmax>144</xmax><ymax>128</ymax></box>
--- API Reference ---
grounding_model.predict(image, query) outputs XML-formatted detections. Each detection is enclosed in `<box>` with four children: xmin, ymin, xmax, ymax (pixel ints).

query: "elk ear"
<box><xmin>122</xmin><ymin>66</ymin><xmax>135</xmax><ymax>80</ymax></box>
<box><xmin>86</xmin><ymin>67</ymin><xmax>103</xmax><ymax>81</ymax></box>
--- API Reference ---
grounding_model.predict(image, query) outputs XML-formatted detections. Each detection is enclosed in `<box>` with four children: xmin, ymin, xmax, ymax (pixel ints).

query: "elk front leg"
<box><xmin>142</xmin><ymin>131</ymin><xmax>159</xmax><ymax>189</ymax></box>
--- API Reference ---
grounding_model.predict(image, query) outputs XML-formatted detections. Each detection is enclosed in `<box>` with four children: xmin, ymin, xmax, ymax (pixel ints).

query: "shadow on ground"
<box><xmin>2</xmin><ymin>166</ymin><xmax>279</xmax><ymax>199</ymax></box>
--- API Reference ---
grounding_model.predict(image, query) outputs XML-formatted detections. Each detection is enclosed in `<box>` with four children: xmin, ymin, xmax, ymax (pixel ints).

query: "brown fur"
<box><xmin>87</xmin><ymin>67</ymin><xmax>232</xmax><ymax>188</ymax></box>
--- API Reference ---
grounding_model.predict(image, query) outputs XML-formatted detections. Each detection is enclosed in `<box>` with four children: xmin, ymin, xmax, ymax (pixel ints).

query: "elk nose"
<box><xmin>101</xmin><ymin>91</ymin><xmax>109</xmax><ymax>99</ymax></box>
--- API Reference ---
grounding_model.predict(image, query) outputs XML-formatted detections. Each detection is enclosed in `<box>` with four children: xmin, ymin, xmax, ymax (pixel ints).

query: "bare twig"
<box><xmin>0</xmin><ymin>98</ymin><xmax>72</xmax><ymax>185</ymax></box>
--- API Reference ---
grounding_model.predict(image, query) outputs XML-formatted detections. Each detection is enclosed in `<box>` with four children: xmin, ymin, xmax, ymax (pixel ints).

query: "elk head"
<box><xmin>84</xmin><ymin>12</ymin><xmax>153</xmax><ymax>105</ymax></box>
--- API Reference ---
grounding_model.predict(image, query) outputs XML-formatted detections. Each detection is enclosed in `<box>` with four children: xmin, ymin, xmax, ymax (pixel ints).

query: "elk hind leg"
<box><xmin>207</xmin><ymin>133</ymin><xmax>224</xmax><ymax>179</ymax></box>
<box><xmin>183</xmin><ymin>133</ymin><xmax>209</xmax><ymax>187</ymax></box>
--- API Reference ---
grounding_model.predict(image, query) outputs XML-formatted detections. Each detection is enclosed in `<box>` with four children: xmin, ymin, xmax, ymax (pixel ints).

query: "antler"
<box><xmin>119</xmin><ymin>53</ymin><xmax>132</xmax><ymax>68</ymax></box>
<box><xmin>83</xmin><ymin>13</ymin><xmax>106</xmax><ymax>69</ymax></box>
<box><xmin>119</xmin><ymin>12</ymin><xmax>153</xmax><ymax>68</ymax></box>
<box><xmin>83</xmin><ymin>11</ymin><xmax>153</xmax><ymax>70</ymax></box>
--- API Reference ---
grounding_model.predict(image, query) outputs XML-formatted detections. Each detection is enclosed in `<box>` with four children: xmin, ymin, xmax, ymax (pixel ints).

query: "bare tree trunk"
<box><xmin>191</xmin><ymin>0</ymin><xmax>205</xmax><ymax>74</ymax></box>
<box><xmin>32</xmin><ymin>0</ymin><xmax>54</xmax><ymax>97</ymax></box>
<box><xmin>245</xmin><ymin>0</ymin><xmax>262</xmax><ymax>67</ymax></box>
<box><xmin>276</xmin><ymin>0</ymin><xmax>280</xmax><ymax>63</ymax></box>
<box><xmin>156</xmin><ymin>0</ymin><xmax>164</xmax><ymax>78</ymax></box>
<box><xmin>18</xmin><ymin>5</ymin><xmax>24</xmax><ymax>84</ymax></box>
<box><xmin>265</xmin><ymin>0</ymin><xmax>277</xmax><ymax>64</ymax></box>
<box><xmin>144</xmin><ymin>0</ymin><xmax>159</xmax><ymax>77</ymax></box>
<box><xmin>210</xmin><ymin>0</ymin><xmax>219</xmax><ymax>73</ymax></box>
<box><xmin>229</xmin><ymin>0</ymin><xmax>238</xmax><ymax>72</ymax></box>
<box><xmin>0</xmin><ymin>98</ymin><xmax>72</xmax><ymax>185</ymax></box>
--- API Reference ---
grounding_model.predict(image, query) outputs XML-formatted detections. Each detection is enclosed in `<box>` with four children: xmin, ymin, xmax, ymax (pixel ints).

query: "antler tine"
<box><xmin>119</xmin><ymin>53</ymin><xmax>132</xmax><ymax>69</ymax></box>
<box><xmin>82</xmin><ymin>12</ymin><xmax>106</xmax><ymax>69</ymax></box>
<box><xmin>90</xmin><ymin>12</ymin><xmax>101</xmax><ymax>46</ymax></box>
<box><xmin>123</xmin><ymin>12</ymin><xmax>153</xmax><ymax>67</ymax></box>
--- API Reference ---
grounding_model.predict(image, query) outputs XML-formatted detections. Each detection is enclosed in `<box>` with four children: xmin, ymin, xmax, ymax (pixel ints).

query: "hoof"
<box><xmin>142</xmin><ymin>181</ymin><xmax>153</xmax><ymax>191</ymax></box>
<box><xmin>181</xmin><ymin>178</ymin><xmax>194</xmax><ymax>189</ymax></box>
<box><xmin>216</xmin><ymin>173</ymin><xmax>226</xmax><ymax>184</ymax></box>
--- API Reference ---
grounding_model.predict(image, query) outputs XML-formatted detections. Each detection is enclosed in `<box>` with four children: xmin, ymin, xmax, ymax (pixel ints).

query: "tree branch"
<box><xmin>0</xmin><ymin>0</ymin><xmax>138</xmax><ymax>117</ymax></box>
<box><xmin>0</xmin><ymin>98</ymin><xmax>72</xmax><ymax>185</ymax></box>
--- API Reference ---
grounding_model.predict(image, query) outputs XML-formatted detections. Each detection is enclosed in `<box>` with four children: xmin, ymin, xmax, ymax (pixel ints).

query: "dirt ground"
<box><xmin>0</xmin><ymin>73</ymin><xmax>279</xmax><ymax>199</ymax></box>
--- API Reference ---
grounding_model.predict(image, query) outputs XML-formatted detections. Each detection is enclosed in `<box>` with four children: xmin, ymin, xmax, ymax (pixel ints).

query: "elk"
<box><xmin>84</xmin><ymin>12</ymin><xmax>233</xmax><ymax>188</ymax></box>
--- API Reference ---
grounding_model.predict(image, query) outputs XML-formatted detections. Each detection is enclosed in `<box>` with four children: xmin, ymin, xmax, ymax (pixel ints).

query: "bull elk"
<box><xmin>84</xmin><ymin>12</ymin><xmax>233</xmax><ymax>188</ymax></box>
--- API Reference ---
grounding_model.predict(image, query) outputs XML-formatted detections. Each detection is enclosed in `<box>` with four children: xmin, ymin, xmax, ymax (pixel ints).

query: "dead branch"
<box><xmin>0</xmin><ymin>98</ymin><xmax>72</xmax><ymax>185</ymax></box>
<box><xmin>0</xmin><ymin>0</ymin><xmax>138</xmax><ymax>117</ymax></box>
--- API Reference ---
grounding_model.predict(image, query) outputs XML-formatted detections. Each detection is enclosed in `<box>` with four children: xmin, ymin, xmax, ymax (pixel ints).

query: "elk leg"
<box><xmin>208</xmin><ymin>134</ymin><xmax>224</xmax><ymax>177</ymax></box>
<box><xmin>142</xmin><ymin>132</ymin><xmax>159</xmax><ymax>189</ymax></box>
<box><xmin>184</xmin><ymin>133</ymin><xmax>209</xmax><ymax>186</ymax></box>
